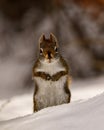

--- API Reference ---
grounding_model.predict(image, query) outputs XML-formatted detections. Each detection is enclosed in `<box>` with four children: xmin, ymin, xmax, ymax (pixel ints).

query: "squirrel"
<box><xmin>32</xmin><ymin>33</ymin><xmax>71</xmax><ymax>112</ymax></box>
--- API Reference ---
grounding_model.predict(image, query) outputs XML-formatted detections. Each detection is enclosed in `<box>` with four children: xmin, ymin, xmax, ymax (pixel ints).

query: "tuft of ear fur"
<box><xmin>39</xmin><ymin>34</ymin><xmax>46</xmax><ymax>43</ymax></box>
<box><xmin>39</xmin><ymin>34</ymin><xmax>46</xmax><ymax>48</ymax></box>
<box><xmin>50</xmin><ymin>33</ymin><xmax>59</xmax><ymax>47</ymax></box>
<box><xmin>50</xmin><ymin>33</ymin><xmax>57</xmax><ymax>43</ymax></box>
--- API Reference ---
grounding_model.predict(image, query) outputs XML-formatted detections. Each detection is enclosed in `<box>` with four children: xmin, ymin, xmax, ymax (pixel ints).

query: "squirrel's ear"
<box><xmin>50</xmin><ymin>33</ymin><xmax>58</xmax><ymax>47</ymax></box>
<box><xmin>39</xmin><ymin>34</ymin><xmax>46</xmax><ymax>43</ymax></box>
<box><xmin>50</xmin><ymin>33</ymin><xmax>57</xmax><ymax>43</ymax></box>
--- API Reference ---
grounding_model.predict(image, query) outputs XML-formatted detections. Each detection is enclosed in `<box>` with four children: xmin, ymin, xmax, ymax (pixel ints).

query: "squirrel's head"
<box><xmin>38</xmin><ymin>33</ymin><xmax>60</xmax><ymax>63</ymax></box>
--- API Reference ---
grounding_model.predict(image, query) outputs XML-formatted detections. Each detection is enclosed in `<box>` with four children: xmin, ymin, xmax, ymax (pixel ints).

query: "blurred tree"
<box><xmin>0</xmin><ymin>0</ymin><xmax>103</xmax><ymax>79</ymax></box>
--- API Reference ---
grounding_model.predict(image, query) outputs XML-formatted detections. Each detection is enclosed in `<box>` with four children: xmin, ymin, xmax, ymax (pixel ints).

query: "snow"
<box><xmin>0</xmin><ymin>92</ymin><xmax>104</xmax><ymax>130</ymax></box>
<box><xmin>0</xmin><ymin>94</ymin><xmax>33</xmax><ymax>121</ymax></box>
<box><xmin>0</xmin><ymin>76</ymin><xmax>104</xmax><ymax>130</ymax></box>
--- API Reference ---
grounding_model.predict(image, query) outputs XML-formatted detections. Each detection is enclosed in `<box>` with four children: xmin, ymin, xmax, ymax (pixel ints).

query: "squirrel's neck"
<box><xmin>36</xmin><ymin>57</ymin><xmax>66</xmax><ymax>76</ymax></box>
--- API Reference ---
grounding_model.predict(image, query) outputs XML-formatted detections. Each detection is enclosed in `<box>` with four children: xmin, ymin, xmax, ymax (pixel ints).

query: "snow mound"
<box><xmin>0</xmin><ymin>93</ymin><xmax>104</xmax><ymax>130</ymax></box>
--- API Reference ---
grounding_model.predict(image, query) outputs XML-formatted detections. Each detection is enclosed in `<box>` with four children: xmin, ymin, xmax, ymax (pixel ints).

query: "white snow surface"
<box><xmin>0</xmin><ymin>76</ymin><xmax>104</xmax><ymax>130</ymax></box>
<box><xmin>0</xmin><ymin>92</ymin><xmax>104</xmax><ymax>130</ymax></box>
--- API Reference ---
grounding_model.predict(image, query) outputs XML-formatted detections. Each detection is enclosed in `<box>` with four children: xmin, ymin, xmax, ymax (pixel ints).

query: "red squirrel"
<box><xmin>32</xmin><ymin>33</ymin><xmax>71</xmax><ymax>112</ymax></box>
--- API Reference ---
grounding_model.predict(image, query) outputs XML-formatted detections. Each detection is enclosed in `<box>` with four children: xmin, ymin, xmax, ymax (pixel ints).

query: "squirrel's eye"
<box><xmin>54</xmin><ymin>46</ymin><xmax>58</xmax><ymax>52</ymax></box>
<box><xmin>40</xmin><ymin>48</ymin><xmax>43</xmax><ymax>55</ymax></box>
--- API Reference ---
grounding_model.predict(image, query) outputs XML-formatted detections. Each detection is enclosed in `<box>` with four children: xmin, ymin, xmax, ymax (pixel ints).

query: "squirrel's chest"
<box><xmin>36</xmin><ymin>60</ymin><xmax>65</xmax><ymax>75</ymax></box>
<box><xmin>34</xmin><ymin>76</ymin><xmax>68</xmax><ymax>108</ymax></box>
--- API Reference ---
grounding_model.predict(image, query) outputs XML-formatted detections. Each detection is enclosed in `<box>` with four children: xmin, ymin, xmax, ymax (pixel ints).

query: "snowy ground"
<box><xmin>0</xmin><ymin>88</ymin><xmax>104</xmax><ymax>130</ymax></box>
<box><xmin>0</xmin><ymin>76</ymin><xmax>104</xmax><ymax>121</ymax></box>
<box><xmin>0</xmin><ymin>76</ymin><xmax>104</xmax><ymax>130</ymax></box>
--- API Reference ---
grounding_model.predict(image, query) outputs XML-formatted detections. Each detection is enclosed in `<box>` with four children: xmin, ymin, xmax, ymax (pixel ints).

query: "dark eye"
<box><xmin>54</xmin><ymin>46</ymin><xmax>58</xmax><ymax>52</ymax></box>
<box><xmin>40</xmin><ymin>48</ymin><xmax>43</xmax><ymax>55</ymax></box>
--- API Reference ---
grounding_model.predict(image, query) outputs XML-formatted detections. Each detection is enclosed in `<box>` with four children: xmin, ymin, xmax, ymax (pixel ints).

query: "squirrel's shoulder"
<box><xmin>33</xmin><ymin>59</ymin><xmax>40</xmax><ymax>68</ymax></box>
<box><xmin>60</xmin><ymin>56</ymin><xmax>69</xmax><ymax>72</ymax></box>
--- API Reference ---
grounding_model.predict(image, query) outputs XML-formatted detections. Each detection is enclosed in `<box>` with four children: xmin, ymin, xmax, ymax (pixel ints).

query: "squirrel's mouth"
<box><xmin>45</xmin><ymin>53</ymin><xmax>53</xmax><ymax>63</ymax></box>
<box><xmin>45</xmin><ymin>58</ymin><xmax>54</xmax><ymax>64</ymax></box>
<box><xmin>45</xmin><ymin>58</ymin><xmax>52</xmax><ymax>63</ymax></box>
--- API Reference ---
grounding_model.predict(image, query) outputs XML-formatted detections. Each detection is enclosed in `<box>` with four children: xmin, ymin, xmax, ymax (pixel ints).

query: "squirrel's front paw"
<box><xmin>46</xmin><ymin>74</ymin><xmax>51</xmax><ymax>80</ymax></box>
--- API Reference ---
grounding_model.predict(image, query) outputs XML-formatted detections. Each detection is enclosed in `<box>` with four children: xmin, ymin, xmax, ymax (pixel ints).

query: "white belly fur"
<box><xmin>34</xmin><ymin>59</ymin><xmax>69</xmax><ymax>110</ymax></box>
<box><xmin>34</xmin><ymin>75</ymin><xmax>69</xmax><ymax>110</ymax></box>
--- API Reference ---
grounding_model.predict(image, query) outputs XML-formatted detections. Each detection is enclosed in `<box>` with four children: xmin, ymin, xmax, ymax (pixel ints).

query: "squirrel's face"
<box><xmin>39</xmin><ymin>33</ymin><xmax>60</xmax><ymax>63</ymax></box>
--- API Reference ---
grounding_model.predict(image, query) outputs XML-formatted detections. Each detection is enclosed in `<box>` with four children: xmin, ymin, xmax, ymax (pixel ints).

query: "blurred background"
<box><xmin>0</xmin><ymin>0</ymin><xmax>104</xmax><ymax>120</ymax></box>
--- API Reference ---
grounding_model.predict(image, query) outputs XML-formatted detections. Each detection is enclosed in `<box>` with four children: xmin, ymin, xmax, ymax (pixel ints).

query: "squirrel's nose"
<box><xmin>47</xmin><ymin>51</ymin><xmax>52</xmax><ymax>59</ymax></box>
